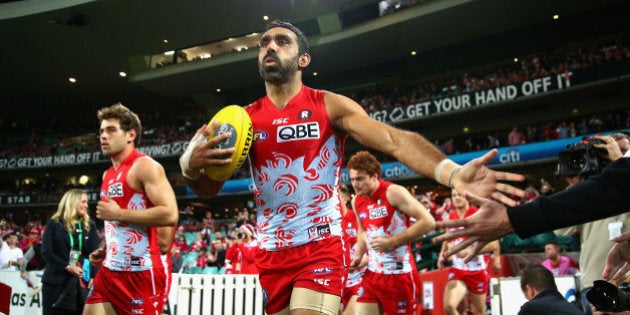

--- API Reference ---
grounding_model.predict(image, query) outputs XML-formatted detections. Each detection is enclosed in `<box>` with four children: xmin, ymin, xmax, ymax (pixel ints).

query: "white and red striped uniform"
<box><xmin>246</xmin><ymin>85</ymin><xmax>346</xmax><ymax>251</ymax></box>
<box><xmin>354</xmin><ymin>180</ymin><xmax>415</xmax><ymax>274</ymax></box>
<box><xmin>100</xmin><ymin>149</ymin><xmax>163</xmax><ymax>272</ymax></box>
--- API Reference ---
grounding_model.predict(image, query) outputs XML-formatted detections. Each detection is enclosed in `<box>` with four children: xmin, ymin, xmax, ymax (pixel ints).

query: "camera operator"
<box><xmin>554</xmin><ymin>133</ymin><xmax>630</xmax><ymax>314</ymax></box>
<box><xmin>224</xmin><ymin>224</ymin><xmax>258</xmax><ymax>274</ymax></box>
<box><xmin>434</xmin><ymin>131</ymin><xmax>630</xmax><ymax>283</ymax></box>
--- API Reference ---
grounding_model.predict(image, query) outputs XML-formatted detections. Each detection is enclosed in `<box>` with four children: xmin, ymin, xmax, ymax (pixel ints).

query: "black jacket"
<box><xmin>518</xmin><ymin>289</ymin><xmax>583</xmax><ymax>315</ymax></box>
<box><xmin>41</xmin><ymin>219</ymin><xmax>99</xmax><ymax>285</ymax></box>
<box><xmin>509</xmin><ymin>157</ymin><xmax>630</xmax><ymax>238</ymax></box>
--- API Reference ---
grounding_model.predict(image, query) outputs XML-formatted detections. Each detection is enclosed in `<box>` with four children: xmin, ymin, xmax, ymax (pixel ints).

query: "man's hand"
<box><xmin>370</xmin><ymin>236</ymin><xmax>393</xmax><ymax>252</ymax></box>
<box><xmin>433</xmin><ymin>191</ymin><xmax>514</xmax><ymax>262</ymax></box>
<box><xmin>188</xmin><ymin>123</ymin><xmax>235</xmax><ymax>170</ymax></box>
<box><xmin>89</xmin><ymin>248</ymin><xmax>105</xmax><ymax>267</ymax></box>
<box><xmin>96</xmin><ymin>197</ymin><xmax>122</xmax><ymax>221</ymax></box>
<box><xmin>453</xmin><ymin>149</ymin><xmax>526</xmax><ymax>206</ymax></box>
<box><xmin>602</xmin><ymin>231</ymin><xmax>630</xmax><ymax>282</ymax></box>
<box><xmin>592</xmin><ymin>135</ymin><xmax>624</xmax><ymax>161</ymax></box>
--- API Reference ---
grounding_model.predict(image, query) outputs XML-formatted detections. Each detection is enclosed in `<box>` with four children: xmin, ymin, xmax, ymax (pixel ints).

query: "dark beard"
<box><xmin>258</xmin><ymin>54</ymin><xmax>299</xmax><ymax>84</ymax></box>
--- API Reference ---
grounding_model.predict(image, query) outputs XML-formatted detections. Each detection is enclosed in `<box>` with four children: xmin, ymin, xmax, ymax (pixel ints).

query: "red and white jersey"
<box><xmin>354</xmin><ymin>180</ymin><xmax>414</xmax><ymax>275</ymax></box>
<box><xmin>100</xmin><ymin>149</ymin><xmax>163</xmax><ymax>272</ymax></box>
<box><xmin>448</xmin><ymin>206</ymin><xmax>486</xmax><ymax>271</ymax></box>
<box><xmin>246</xmin><ymin>86</ymin><xmax>346</xmax><ymax>251</ymax></box>
<box><xmin>342</xmin><ymin>207</ymin><xmax>365</xmax><ymax>287</ymax></box>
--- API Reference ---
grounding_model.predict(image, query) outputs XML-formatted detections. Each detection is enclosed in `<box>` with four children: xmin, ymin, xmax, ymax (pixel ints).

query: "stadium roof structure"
<box><xmin>0</xmin><ymin>0</ymin><xmax>627</xmax><ymax>123</ymax></box>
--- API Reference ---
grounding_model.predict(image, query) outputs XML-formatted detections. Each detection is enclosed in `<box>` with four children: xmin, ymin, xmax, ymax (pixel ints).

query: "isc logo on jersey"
<box><xmin>277</xmin><ymin>122</ymin><xmax>319</xmax><ymax>143</ymax></box>
<box><xmin>369</xmin><ymin>207</ymin><xmax>388</xmax><ymax>219</ymax></box>
<box><xmin>108</xmin><ymin>183</ymin><xmax>124</xmax><ymax>197</ymax></box>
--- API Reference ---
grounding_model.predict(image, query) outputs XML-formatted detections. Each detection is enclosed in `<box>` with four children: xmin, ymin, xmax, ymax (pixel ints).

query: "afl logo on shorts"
<box><xmin>253</xmin><ymin>130</ymin><xmax>268</xmax><ymax>143</ymax></box>
<box><xmin>298</xmin><ymin>109</ymin><xmax>312</xmax><ymax>120</ymax></box>
<box><xmin>130</xmin><ymin>298</ymin><xmax>144</xmax><ymax>306</ymax></box>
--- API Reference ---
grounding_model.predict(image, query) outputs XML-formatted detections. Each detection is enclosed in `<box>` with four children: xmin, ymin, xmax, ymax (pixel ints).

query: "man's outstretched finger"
<box><xmin>444</xmin><ymin>237</ymin><xmax>477</xmax><ymax>258</ymax></box>
<box><xmin>476</xmin><ymin>149</ymin><xmax>498</xmax><ymax>166</ymax></box>
<box><xmin>433</xmin><ymin>230</ymin><xmax>465</xmax><ymax>244</ymax></box>
<box><xmin>464</xmin><ymin>191</ymin><xmax>485</xmax><ymax>206</ymax></box>
<box><xmin>463</xmin><ymin>241</ymin><xmax>487</xmax><ymax>263</ymax></box>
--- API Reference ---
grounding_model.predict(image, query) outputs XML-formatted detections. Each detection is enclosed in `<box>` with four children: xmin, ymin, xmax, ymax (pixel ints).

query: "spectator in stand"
<box><xmin>200</xmin><ymin>211</ymin><xmax>213</xmax><ymax>244</ymax></box>
<box><xmin>542</xmin><ymin>123</ymin><xmax>559</xmax><ymax>140</ymax></box>
<box><xmin>518</xmin><ymin>264</ymin><xmax>582</xmax><ymax>315</ymax></box>
<box><xmin>556</xmin><ymin>121</ymin><xmax>571</xmax><ymax>139</ymax></box>
<box><xmin>0</xmin><ymin>233</ymin><xmax>23</xmax><ymax>271</ymax></box>
<box><xmin>522</xmin><ymin>184</ymin><xmax>540</xmax><ymax>204</ymax></box>
<box><xmin>189</xmin><ymin>232</ymin><xmax>207</xmax><ymax>253</ymax></box>
<box><xmin>196</xmin><ymin>247</ymin><xmax>210</xmax><ymax>268</ymax></box>
<box><xmin>539</xmin><ymin>178</ymin><xmax>555</xmax><ymax>196</ymax></box>
<box><xmin>508</xmin><ymin>126</ymin><xmax>526</xmax><ymax>146</ymax></box>
<box><xmin>170</xmin><ymin>246</ymin><xmax>183</xmax><ymax>273</ymax></box>
<box><xmin>526</xmin><ymin>125</ymin><xmax>540</xmax><ymax>143</ymax></box>
<box><xmin>225</xmin><ymin>224</ymin><xmax>258</xmax><ymax>274</ymax></box>
<box><xmin>173</xmin><ymin>234</ymin><xmax>189</xmax><ymax>253</ymax></box>
<box><xmin>19</xmin><ymin>226</ymin><xmax>41</xmax><ymax>252</ymax></box>
<box><xmin>20</xmin><ymin>236</ymin><xmax>46</xmax><ymax>278</ymax></box>
<box><xmin>212</xmin><ymin>231</ymin><xmax>227</xmax><ymax>249</ymax></box>
<box><xmin>207</xmin><ymin>240</ymin><xmax>226</xmax><ymax>269</ymax></box>
<box><xmin>541</xmin><ymin>240</ymin><xmax>580</xmax><ymax>276</ymax></box>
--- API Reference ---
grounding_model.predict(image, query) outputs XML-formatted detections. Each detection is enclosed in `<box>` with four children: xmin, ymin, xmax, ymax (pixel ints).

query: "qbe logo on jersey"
<box><xmin>108</xmin><ymin>183</ymin><xmax>124</xmax><ymax>197</ymax></box>
<box><xmin>277</xmin><ymin>122</ymin><xmax>320</xmax><ymax>142</ymax></box>
<box><xmin>369</xmin><ymin>207</ymin><xmax>388</xmax><ymax>219</ymax></box>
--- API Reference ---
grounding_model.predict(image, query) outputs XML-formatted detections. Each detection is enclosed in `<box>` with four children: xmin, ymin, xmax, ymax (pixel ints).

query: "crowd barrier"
<box><xmin>168</xmin><ymin>273</ymin><xmax>264</xmax><ymax>315</ymax></box>
<box><xmin>1</xmin><ymin>269</ymin><xmax>579</xmax><ymax>315</ymax></box>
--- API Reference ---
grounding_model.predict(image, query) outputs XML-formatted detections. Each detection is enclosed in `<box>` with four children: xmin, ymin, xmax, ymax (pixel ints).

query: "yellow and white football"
<box><xmin>204</xmin><ymin>105</ymin><xmax>253</xmax><ymax>181</ymax></box>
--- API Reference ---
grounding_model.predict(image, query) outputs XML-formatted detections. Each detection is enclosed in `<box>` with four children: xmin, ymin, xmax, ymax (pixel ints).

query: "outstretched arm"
<box><xmin>325</xmin><ymin>91</ymin><xmax>525</xmax><ymax>206</ymax></box>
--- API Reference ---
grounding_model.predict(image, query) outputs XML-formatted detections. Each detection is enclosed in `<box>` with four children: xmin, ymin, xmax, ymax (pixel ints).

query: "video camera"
<box><xmin>557</xmin><ymin>137</ymin><xmax>608</xmax><ymax>177</ymax></box>
<box><xmin>587</xmin><ymin>280</ymin><xmax>630</xmax><ymax>312</ymax></box>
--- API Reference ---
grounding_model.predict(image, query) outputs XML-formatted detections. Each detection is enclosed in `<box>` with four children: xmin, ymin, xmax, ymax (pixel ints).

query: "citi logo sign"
<box><xmin>499</xmin><ymin>148</ymin><xmax>520</xmax><ymax>164</ymax></box>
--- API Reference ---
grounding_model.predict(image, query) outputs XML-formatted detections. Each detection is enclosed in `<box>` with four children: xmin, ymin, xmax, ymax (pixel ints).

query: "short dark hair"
<box><xmin>97</xmin><ymin>103</ymin><xmax>143</xmax><ymax>146</ymax></box>
<box><xmin>265</xmin><ymin>20</ymin><xmax>309</xmax><ymax>55</ymax></box>
<box><xmin>545</xmin><ymin>240</ymin><xmax>560</xmax><ymax>248</ymax></box>
<box><xmin>520</xmin><ymin>264</ymin><xmax>557</xmax><ymax>292</ymax></box>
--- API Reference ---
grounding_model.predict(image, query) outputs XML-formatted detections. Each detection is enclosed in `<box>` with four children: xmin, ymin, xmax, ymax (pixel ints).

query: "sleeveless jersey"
<box><xmin>100</xmin><ymin>149</ymin><xmax>162</xmax><ymax>272</ymax></box>
<box><xmin>246</xmin><ymin>85</ymin><xmax>346</xmax><ymax>251</ymax></box>
<box><xmin>342</xmin><ymin>207</ymin><xmax>365</xmax><ymax>286</ymax></box>
<box><xmin>354</xmin><ymin>180</ymin><xmax>414</xmax><ymax>274</ymax></box>
<box><xmin>448</xmin><ymin>206</ymin><xmax>486</xmax><ymax>271</ymax></box>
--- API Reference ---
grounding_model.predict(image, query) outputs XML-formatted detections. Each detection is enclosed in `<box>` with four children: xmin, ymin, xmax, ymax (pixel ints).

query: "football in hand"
<box><xmin>204</xmin><ymin>105</ymin><xmax>253</xmax><ymax>181</ymax></box>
